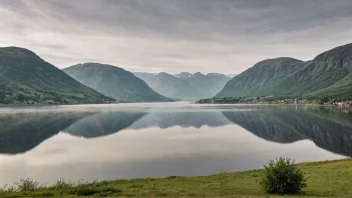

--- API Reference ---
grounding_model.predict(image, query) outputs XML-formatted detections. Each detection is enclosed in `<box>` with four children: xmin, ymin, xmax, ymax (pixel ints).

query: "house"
<box><xmin>344</xmin><ymin>101</ymin><xmax>349</xmax><ymax>106</ymax></box>
<box><xmin>277</xmin><ymin>100</ymin><xmax>285</xmax><ymax>104</ymax></box>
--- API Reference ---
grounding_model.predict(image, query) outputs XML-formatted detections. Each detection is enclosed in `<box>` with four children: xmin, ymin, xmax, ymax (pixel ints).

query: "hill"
<box><xmin>134</xmin><ymin>72</ymin><xmax>200</xmax><ymax>100</ymax></box>
<box><xmin>0</xmin><ymin>47</ymin><xmax>113</xmax><ymax>104</ymax></box>
<box><xmin>216</xmin><ymin>57</ymin><xmax>305</xmax><ymax>97</ymax></box>
<box><xmin>63</xmin><ymin>63</ymin><xmax>172</xmax><ymax>102</ymax></box>
<box><xmin>217</xmin><ymin>43</ymin><xmax>352</xmax><ymax>100</ymax></box>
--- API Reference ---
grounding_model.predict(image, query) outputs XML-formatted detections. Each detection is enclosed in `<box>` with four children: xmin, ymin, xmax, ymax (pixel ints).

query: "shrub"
<box><xmin>54</xmin><ymin>179</ymin><xmax>74</xmax><ymax>189</ymax></box>
<box><xmin>0</xmin><ymin>184</ymin><xmax>16</xmax><ymax>192</ymax></box>
<box><xmin>259</xmin><ymin>157</ymin><xmax>307</xmax><ymax>194</ymax></box>
<box><xmin>15</xmin><ymin>178</ymin><xmax>40</xmax><ymax>191</ymax></box>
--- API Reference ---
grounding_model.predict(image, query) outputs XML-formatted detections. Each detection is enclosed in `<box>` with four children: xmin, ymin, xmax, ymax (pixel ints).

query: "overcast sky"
<box><xmin>1</xmin><ymin>0</ymin><xmax>352</xmax><ymax>74</ymax></box>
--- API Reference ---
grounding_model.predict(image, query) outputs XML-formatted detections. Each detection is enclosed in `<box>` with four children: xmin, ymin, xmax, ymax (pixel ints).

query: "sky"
<box><xmin>1</xmin><ymin>0</ymin><xmax>352</xmax><ymax>74</ymax></box>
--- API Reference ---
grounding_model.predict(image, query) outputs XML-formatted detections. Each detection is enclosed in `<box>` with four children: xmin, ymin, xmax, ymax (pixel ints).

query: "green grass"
<box><xmin>1</xmin><ymin>159</ymin><xmax>351</xmax><ymax>197</ymax></box>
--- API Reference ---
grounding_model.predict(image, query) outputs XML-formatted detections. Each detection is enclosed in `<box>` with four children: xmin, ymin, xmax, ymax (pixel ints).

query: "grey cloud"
<box><xmin>1</xmin><ymin>0</ymin><xmax>352</xmax><ymax>74</ymax></box>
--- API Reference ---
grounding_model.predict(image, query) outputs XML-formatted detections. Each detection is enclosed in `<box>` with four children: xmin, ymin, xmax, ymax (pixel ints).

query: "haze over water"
<box><xmin>0</xmin><ymin>102</ymin><xmax>350</xmax><ymax>185</ymax></box>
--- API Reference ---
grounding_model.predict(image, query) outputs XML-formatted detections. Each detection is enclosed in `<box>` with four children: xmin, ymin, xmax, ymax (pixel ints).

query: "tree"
<box><xmin>317</xmin><ymin>98</ymin><xmax>324</xmax><ymax>104</ymax></box>
<box><xmin>2</xmin><ymin>96</ymin><xmax>13</xmax><ymax>104</ymax></box>
<box><xmin>259</xmin><ymin>157</ymin><xmax>307</xmax><ymax>194</ymax></box>
<box><xmin>17</xmin><ymin>93</ymin><xmax>25</xmax><ymax>101</ymax></box>
<box><xmin>0</xmin><ymin>93</ymin><xmax>5</xmax><ymax>102</ymax></box>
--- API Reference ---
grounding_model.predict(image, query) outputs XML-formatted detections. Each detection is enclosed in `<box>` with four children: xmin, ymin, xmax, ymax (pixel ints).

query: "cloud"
<box><xmin>1</xmin><ymin>0</ymin><xmax>352</xmax><ymax>74</ymax></box>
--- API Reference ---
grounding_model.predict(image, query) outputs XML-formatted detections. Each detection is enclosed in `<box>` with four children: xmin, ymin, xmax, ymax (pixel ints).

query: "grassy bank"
<box><xmin>1</xmin><ymin>159</ymin><xmax>351</xmax><ymax>197</ymax></box>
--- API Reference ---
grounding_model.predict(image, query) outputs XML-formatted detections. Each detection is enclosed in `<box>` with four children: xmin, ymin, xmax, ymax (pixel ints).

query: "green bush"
<box><xmin>259</xmin><ymin>157</ymin><xmax>307</xmax><ymax>194</ymax></box>
<box><xmin>0</xmin><ymin>184</ymin><xmax>16</xmax><ymax>192</ymax></box>
<box><xmin>15</xmin><ymin>178</ymin><xmax>40</xmax><ymax>191</ymax></box>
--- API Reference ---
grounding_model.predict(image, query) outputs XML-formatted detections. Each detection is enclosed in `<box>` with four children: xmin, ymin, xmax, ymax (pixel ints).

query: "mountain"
<box><xmin>217</xmin><ymin>43</ymin><xmax>352</xmax><ymax>99</ymax></box>
<box><xmin>176</xmin><ymin>72</ymin><xmax>231</xmax><ymax>98</ymax></box>
<box><xmin>134</xmin><ymin>72</ymin><xmax>200</xmax><ymax>100</ymax></box>
<box><xmin>0</xmin><ymin>47</ymin><xmax>114</xmax><ymax>104</ymax></box>
<box><xmin>135</xmin><ymin>72</ymin><xmax>231</xmax><ymax>100</ymax></box>
<box><xmin>63</xmin><ymin>63</ymin><xmax>172</xmax><ymax>102</ymax></box>
<box><xmin>278</xmin><ymin>43</ymin><xmax>352</xmax><ymax>99</ymax></box>
<box><xmin>228</xmin><ymin>74</ymin><xmax>237</xmax><ymax>78</ymax></box>
<box><xmin>217</xmin><ymin>58</ymin><xmax>304</xmax><ymax>97</ymax></box>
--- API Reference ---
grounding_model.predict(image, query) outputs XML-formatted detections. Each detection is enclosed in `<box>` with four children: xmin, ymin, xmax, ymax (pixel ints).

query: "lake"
<box><xmin>0</xmin><ymin>102</ymin><xmax>351</xmax><ymax>185</ymax></box>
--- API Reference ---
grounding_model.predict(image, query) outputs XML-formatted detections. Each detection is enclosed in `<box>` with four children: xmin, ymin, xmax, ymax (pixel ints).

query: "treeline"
<box><xmin>197</xmin><ymin>97</ymin><xmax>241</xmax><ymax>104</ymax></box>
<box><xmin>0</xmin><ymin>91</ymin><xmax>70</xmax><ymax>104</ymax></box>
<box><xmin>0</xmin><ymin>86</ymin><xmax>77</xmax><ymax>104</ymax></box>
<box><xmin>310</xmin><ymin>96</ymin><xmax>352</xmax><ymax>104</ymax></box>
<box><xmin>197</xmin><ymin>97</ymin><xmax>258</xmax><ymax>104</ymax></box>
<box><xmin>196</xmin><ymin>95</ymin><xmax>352</xmax><ymax>104</ymax></box>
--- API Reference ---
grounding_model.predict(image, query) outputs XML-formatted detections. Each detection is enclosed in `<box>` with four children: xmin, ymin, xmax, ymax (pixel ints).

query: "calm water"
<box><xmin>0</xmin><ymin>102</ymin><xmax>351</xmax><ymax>185</ymax></box>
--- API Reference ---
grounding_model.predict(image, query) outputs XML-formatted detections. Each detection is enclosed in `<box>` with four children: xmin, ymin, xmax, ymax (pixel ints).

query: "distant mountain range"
<box><xmin>0</xmin><ymin>47</ymin><xmax>113</xmax><ymax>104</ymax></box>
<box><xmin>176</xmin><ymin>72</ymin><xmax>231</xmax><ymax>98</ymax></box>
<box><xmin>63</xmin><ymin>63</ymin><xmax>172</xmax><ymax>102</ymax></box>
<box><xmin>217</xmin><ymin>43</ymin><xmax>352</xmax><ymax>99</ymax></box>
<box><xmin>134</xmin><ymin>72</ymin><xmax>200</xmax><ymax>100</ymax></box>
<box><xmin>135</xmin><ymin>72</ymin><xmax>231</xmax><ymax>100</ymax></box>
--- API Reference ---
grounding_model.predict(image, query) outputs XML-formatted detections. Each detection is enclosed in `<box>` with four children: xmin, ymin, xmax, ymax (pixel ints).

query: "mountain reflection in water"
<box><xmin>0</xmin><ymin>105</ymin><xmax>350</xmax><ymax>157</ymax></box>
<box><xmin>0</xmin><ymin>104</ymin><xmax>350</xmax><ymax>184</ymax></box>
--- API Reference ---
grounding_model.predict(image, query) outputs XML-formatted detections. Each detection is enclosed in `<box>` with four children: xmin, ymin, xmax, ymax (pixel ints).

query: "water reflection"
<box><xmin>0</xmin><ymin>112</ymin><xmax>94</xmax><ymax>154</ymax></box>
<box><xmin>0</xmin><ymin>106</ymin><xmax>351</xmax><ymax>157</ymax></box>
<box><xmin>222</xmin><ymin>107</ymin><xmax>352</xmax><ymax>157</ymax></box>
<box><xmin>64</xmin><ymin>112</ymin><xmax>147</xmax><ymax>138</ymax></box>
<box><xmin>129</xmin><ymin>111</ymin><xmax>232</xmax><ymax>129</ymax></box>
<box><xmin>0</xmin><ymin>104</ymin><xmax>351</xmax><ymax>184</ymax></box>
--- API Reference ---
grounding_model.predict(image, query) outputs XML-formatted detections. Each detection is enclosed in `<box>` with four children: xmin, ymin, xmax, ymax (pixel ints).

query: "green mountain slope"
<box><xmin>216</xmin><ymin>58</ymin><xmax>304</xmax><ymax>97</ymax></box>
<box><xmin>134</xmin><ymin>72</ymin><xmax>200</xmax><ymax>100</ymax></box>
<box><xmin>217</xmin><ymin>43</ymin><xmax>352</xmax><ymax>99</ymax></box>
<box><xmin>63</xmin><ymin>63</ymin><xmax>172</xmax><ymax>102</ymax></box>
<box><xmin>0</xmin><ymin>47</ymin><xmax>113</xmax><ymax>104</ymax></box>
<box><xmin>304</xmin><ymin>74</ymin><xmax>352</xmax><ymax>99</ymax></box>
